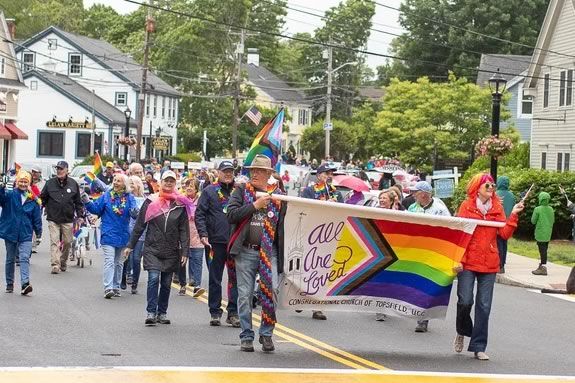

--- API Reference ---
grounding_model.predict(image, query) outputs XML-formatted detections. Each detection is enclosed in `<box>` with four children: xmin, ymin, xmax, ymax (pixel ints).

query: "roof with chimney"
<box><xmin>246</xmin><ymin>63</ymin><xmax>310</xmax><ymax>105</ymax></box>
<box><xmin>0</xmin><ymin>12</ymin><xmax>24</xmax><ymax>86</ymax></box>
<box><xmin>15</xmin><ymin>26</ymin><xmax>180</xmax><ymax>97</ymax></box>
<box><xmin>476</xmin><ymin>54</ymin><xmax>532</xmax><ymax>86</ymax></box>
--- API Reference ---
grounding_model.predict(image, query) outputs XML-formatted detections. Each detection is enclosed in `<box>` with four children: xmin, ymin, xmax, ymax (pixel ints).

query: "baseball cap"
<box><xmin>106</xmin><ymin>161</ymin><xmax>114</xmax><ymax>168</ymax></box>
<box><xmin>316</xmin><ymin>163</ymin><xmax>337</xmax><ymax>174</ymax></box>
<box><xmin>161</xmin><ymin>170</ymin><xmax>177</xmax><ymax>180</ymax></box>
<box><xmin>218</xmin><ymin>160</ymin><xmax>234</xmax><ymax>171</ymax></box>
<box><xmin>409</xmin><ymin>181</ymin><xmax>433</xmax><ymax>193</ymax></box>
<box><xmin>30</xmin><ymin>165</ymin><xmax>42</xmax><ymax>173</ymax></box>
<box><xmin>55</xmin><ymin>161</ymin><xmax>69</xmax><ymax>169</ymax></box>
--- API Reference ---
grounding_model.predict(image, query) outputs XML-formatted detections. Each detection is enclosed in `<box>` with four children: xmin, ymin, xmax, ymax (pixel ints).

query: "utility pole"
<box><xmin>203</xmin><ymin>129</ymin><xmax>208</xmax><ymax>160</ymax></box>
<box><xmin>136</xmin><ymin>0</ymin><xmax>154</xmax><ymax>161</ymax></box>
<box><xmin>232</xmin><ymin>29</ymin><xmax>245</xmax><ymax>159</ymax></box>
<box><xmin>324</xmin><ymin>43</ymin><xmax>333</xmax><ymax>160</ymax></box>
<box><xmin>90</xmin><ymin>89</ymin><xmax>96</xmax><ymax>156</ymax></box>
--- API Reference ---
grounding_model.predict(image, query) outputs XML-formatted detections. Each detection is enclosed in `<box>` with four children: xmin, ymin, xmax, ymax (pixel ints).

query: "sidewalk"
<box><xmin>496</xmin><ymin>252</ymin><xmax>572</xmax><ymax>290</ymax></box>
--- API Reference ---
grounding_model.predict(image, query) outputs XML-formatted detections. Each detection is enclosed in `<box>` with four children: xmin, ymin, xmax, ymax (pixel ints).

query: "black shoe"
<box><xmin>21</xmin><ymin>283</ymin><xmax>33</xmax><ymax>295</ymax></box>
<box><xmin>312</xmin><ymin>311</ymin><xmax>327</xmax><ymax>320</ymax></box>
<box><xmin>131</xmin><ymin>285</ymin><xmax>138</xmax><ymax>295</ymax></box>
<box><xmin>156</xmin><ymin>313</ymin><xmax>171</xmax><ymax>324</ymax></box>
<box><xmin>5</xmin><ymin>284</ymin><xmax>14</xmax><ymax>293</ymax></box>
<box><xmin>210</xmin><ymin>315</ymin><xmax>221</xmax><ymax>326</ymax></box>
<box><xmin>226</xmin><ymin>315</ymin><xmax>241</xmax><ymax>328</ymax></box>
<box><xmin>113</xmin><ymin>289</ymin><xmax>121</xmax><ymax>297</ymax></box>
<box><xmin>120</xmin><ymin>282</ymin><xmax>127</xmax><ymax>290</ymax></box>
<box><xmin>104</xmin><ymin>289</ymin><xmax>114</xmax><ymax>299</ymax></box>
<box><xmin>240</xmin><ymin>339</ymin><xmax>254</xmax><ymax>352</ymax></box>
<box><xmin>259</xmin><ymin>335</ymin><xmax>275</xmax><ymax>352</ymax></box>
<box><xmin>145</xmin><ymin>312</ymin><xmax>157</xmax><ymax>326</ymax></box>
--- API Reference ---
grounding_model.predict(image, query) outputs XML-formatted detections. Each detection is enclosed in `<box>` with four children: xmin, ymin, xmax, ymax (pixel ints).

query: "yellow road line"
<box><xmin>2</xmin><ymin>368</ymin><xmax>575</xmax><ymax>383</ymax></box>
<box><xmin>173</xmin><ymin>283</ymin><xmax>386</xmax><ymax>370</ymax></box>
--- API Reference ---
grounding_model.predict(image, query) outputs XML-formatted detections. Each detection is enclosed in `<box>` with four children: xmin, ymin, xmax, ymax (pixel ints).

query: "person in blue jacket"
<box><xmin>0</xmin><ymin>170</ymin><xmax>42</xmax><ymax>295</ymax></box>
<box><xmin>83</xmin><ymin>173</ymin><xmax>136</xmax><ymax>299</ymax></box>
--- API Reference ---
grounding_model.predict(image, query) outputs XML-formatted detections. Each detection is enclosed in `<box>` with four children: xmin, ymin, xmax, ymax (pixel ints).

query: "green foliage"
<box><xmin>451</xmin><ymin>165</ymin><xmax>575</xmax><ymax>239</ymax></box>
<box><xmin>388</xmin><ymin>0</ymin><xmax>550</xmax><ymax>81</ymax></box>
<box><xmin>301</xmin><ymin>119</ymin><xmax>357</xmax><ymax>161</ymax></box>
<box><xmin>373</xmin><ymin>74</ymin><xmax>505</xmax><ymax>172</ymax></box>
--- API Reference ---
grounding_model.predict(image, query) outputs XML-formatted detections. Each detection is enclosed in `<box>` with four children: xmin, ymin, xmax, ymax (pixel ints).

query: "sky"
<box><xmin>83</xmin><ymin>0</ymin><xmax>405</xmax><ymax>69</ymax></box>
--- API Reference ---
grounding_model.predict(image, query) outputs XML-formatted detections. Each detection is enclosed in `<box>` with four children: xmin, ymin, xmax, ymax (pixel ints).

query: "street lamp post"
<box><xmin>124</xmin><ymin>107</ymin><xmax>131</xmax><ymax>162</ymax></box>
<box><xmin>488</xmin><ymin>70</ymin><xmax>507</xmax><ymax>182</ymax></box>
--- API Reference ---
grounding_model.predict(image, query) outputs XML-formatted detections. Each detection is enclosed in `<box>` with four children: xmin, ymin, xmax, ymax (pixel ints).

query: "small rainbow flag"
<box><xmin>243</xmin><ymin>108</ymin><xmax>284</xmax><ymax>173</ymax></box>
<box><xmin>93</xmin><ymin>151</ymin><xmax>103</xmax><ymax>176</ymax></box>
<box><xmin>14</xmin><ymin>162</ymin><xmax>21</xmax><ymax>174</ymax></box>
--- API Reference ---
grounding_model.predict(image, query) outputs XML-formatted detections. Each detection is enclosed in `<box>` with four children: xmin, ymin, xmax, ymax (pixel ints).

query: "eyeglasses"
<box><xmin>483</xmin><ymin>182</ymin><xmax>496</xmax><ymax>189</ymax></box>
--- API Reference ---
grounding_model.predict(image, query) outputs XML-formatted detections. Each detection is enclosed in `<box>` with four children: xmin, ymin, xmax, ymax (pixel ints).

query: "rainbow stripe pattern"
<box><xmin>327</xmin><ymin>217</ymin><xmax>474</xmax><ymax>311</ymax></box>
<box><xmin>243</xmin><ymin>108</ymin><xmax>284</xmax><ymax>173</ymax></box>
<box><xmin>92</xmin><ymin>152</ymin><xmax>103</xmax><ymax>176</ymax></box>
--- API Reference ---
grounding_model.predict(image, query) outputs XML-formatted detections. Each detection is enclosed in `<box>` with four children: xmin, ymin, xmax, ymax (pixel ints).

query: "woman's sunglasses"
<box><xmin>483</xmin><ymin>182</ymin><xmax>496</xmax><ymax>189</ymax></box>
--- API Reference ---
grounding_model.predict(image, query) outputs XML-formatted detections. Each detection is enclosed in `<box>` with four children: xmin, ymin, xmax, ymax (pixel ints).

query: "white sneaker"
<box><xmin>454</xmin><ymin>334</ymin><xmax>464</xmax><ymax>353</ymax></box>
<box><xmin>475</xmin><ymin>351</ymin><xmax>489</xmax><ymax>360</ymax></box>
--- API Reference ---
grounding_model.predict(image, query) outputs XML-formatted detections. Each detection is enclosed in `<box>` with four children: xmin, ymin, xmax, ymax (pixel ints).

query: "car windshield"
<box><xmin>70</xmin><ymin>166</ymin><xmax>92</xmax><ymax>177</ymax></box>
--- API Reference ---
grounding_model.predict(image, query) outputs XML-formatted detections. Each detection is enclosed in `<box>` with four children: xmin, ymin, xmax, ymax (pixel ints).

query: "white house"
<box><xmin>245</xmin><ymin>49</ymin><xmax>312</xmax><ymax>156</ymax></box>
<box><xmin>524</xmin><ymin>0</ymin><xmax>575</xmax><ymax>171</ymax></box>
<box><xmin>14</xmin><ymin>26</ymin><xmax>180</xmax><ymax>166</ymax></box>
<box><xmin>0</xmin><ymin>13</ymin><xmax>27</xmax><ymax>173</ymax></box>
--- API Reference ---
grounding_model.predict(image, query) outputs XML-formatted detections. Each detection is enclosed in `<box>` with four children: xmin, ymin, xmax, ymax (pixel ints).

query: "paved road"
<box><xmin>1</xmin><ymin>236</ymin><xmax>574</xmax><ymax>377</ymax></box>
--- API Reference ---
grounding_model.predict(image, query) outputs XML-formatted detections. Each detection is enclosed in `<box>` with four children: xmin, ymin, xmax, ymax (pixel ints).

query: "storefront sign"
<box><xmin>46</xmin><ymin>121</ymin><xmax>92</xmax><ymax>129</ymax></box>
<box><xmin>152</xmin><ymin>137</ymin><xmax>169</xmax><ymax>150</ymax></box>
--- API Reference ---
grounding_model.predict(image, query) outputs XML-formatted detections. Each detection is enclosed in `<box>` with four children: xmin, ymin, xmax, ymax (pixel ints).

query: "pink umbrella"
<box><xmin>332</xmin><ymin>175</ymin><xmax>370</xmax><ymax>192</ymax></box>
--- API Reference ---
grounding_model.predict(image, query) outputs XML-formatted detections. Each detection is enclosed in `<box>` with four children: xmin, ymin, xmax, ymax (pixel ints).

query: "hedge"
<box><xmin>451</xmin><ymin>161</ymin><xmax>575</xmax><ymax>239</ymax></box>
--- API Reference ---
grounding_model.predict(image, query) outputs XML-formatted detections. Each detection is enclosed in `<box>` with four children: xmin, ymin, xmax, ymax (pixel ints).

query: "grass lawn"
<box><xmin>508</xmin><ymin>238</ymin><xmax>575</xmax><ymax>267</ymax></box>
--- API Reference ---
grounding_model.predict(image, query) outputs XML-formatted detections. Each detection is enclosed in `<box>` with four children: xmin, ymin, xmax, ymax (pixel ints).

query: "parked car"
<box><xmin>69</xmin><ymin>165</ymin><xmax>93</xmax><ymax>185</ymax></box>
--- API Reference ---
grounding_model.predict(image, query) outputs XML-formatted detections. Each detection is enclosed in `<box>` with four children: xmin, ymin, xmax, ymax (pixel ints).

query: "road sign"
<box><xmin>323</xmin><ymin>123</ymin><xmax>333</xmax><ymax>131</ymax></box>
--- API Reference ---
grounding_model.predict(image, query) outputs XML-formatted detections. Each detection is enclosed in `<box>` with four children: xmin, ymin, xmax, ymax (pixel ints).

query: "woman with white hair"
<box><xmin>83</xmin><ymin>173</ymin><xmax>137</xmax><ymax>299</ymax></box>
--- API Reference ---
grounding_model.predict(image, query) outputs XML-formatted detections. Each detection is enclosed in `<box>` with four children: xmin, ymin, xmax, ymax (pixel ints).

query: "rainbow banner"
<box><xmin>92</xmin><ymin>151</ymin><xmax>103</xmax><ymax>176</ymax></box>
<box><xmin>277</xmin><ymin>196</ymin><xmax>496</xmax><ymax>319</ymax></box>
<box><xmin>243</xmin><ymin>108</ymin><xmax>284</xmax><ymax>173</ymax></box>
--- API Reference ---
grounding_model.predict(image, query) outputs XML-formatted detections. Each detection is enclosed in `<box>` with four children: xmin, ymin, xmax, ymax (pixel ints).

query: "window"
<box><xmin>76</xmin><ymin>132</ymin><xmax>102</xmax><ymax>158</ymax></box>
<box><xmin>568</xmin><ymin>70</ymin><xmax>573</xmax><ymax>106</ymax></box>
<box><xmin>543</xmin><ymin>74</ymin><xmax>549</xmax><ymax>108</ymax></box>
<box><xmin>22</xmin><ymin>52</ymin><xmax>35</xmax><ymax>72</ymax></box>
<box><xmin>30</xmin><ymin>81</ymin><xmax>38</xmax><ymax>91</ymax></box>
<box><xmin>172</xmin><ymin>98</ymin><xmax>177</xmax><ymax>119</ymax></box>
<box><xmin>161</xmin><ymin>96</ymin><xmax>165</xmax><ymax>118</ymax></box>
<box><xmin>115</xmin><ymin>92</ymin><xmax>127</xmax><ymax>106</ymax></box>
<box><xmin>298</xmin><ymin>109</ymin><xmax>309</xmax><ymax>125</ymax></box>
<box><xmin>541</xmin><ymin>152</ymin><xmax>547</xmax><ymax>170</ymax></box>
<box><xmin>146</xmin><ymin>94</ymin><xmax>150</xmax><ymax>117</ymax></box>
<box><xmin>521</xmin><ymin>89</ymin><xmax>533</xmax><ymax>116</ymax></box>
<box><xmin>168</xmin><ymin>98</ymin><xmax>172</xmax><ymax>119</ymax></box>
<box><xmin>0</xmin><ymin>57</ymin><xmax>4</xmax><ymax>77</ymax></box>
<box><xmin>68</xmin><ymin>53</ymin><xmax>82</xmax><ymax>76</ymax></box>
<box><xmin>565</xmin><ymin>153</ymin><xmax>571</xmax><ymax>172</ymax></box>
<box><xmin>38</xmin><ymin>131</ymin><xmax>64</xmax><ymax>157</ymax></box>
<box><xmin>153</xmin><ymin>95</ymin><xmax>157</xmax><ymax>117</ymax></box>
<box><xmin>557</xmin><ymin>153</ymin><xmax>563</xmax><ymax>171</ymax></box>
<box><xmin>560</xmin><ymin>71</ymin><xmax>566</xmax><ymax>106</ymax></box>
<box><xmin>48</xmin><ymin>38</ymin><xmax>58</xmax><ymax>50</ymax></box>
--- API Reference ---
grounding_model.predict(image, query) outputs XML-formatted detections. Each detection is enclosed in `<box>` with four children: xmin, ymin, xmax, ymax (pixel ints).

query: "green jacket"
<box><xmin>496</xmin><ymin>176</ymin><xmax>515</xmax><ymax>218</ymax></box>
<box><xmin>531</xmin><ymin>192</ymin><xmax>555</xmax><ymax>242</ymax></box>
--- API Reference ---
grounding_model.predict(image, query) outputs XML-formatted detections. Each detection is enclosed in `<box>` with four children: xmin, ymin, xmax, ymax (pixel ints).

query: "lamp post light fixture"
<box><xmin>488</xmin><ymin>69</ymin><xmax>507</xmax><ymax>182</ymax></box>
<box><xmin>124</xmin><ymin>107</ymin><xmax>131</xmax><ymax>161</ymax></box>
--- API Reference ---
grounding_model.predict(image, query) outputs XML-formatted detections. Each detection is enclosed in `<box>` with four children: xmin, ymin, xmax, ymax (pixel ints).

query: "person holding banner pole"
<box><xmin>227</xmin><ymin>154</ymin><xmax>287</xmax><ymax>353</ymax></box>
<box><xmin>454</xmin><ymin>172</ymin><xmax>524</xmax><ymax>361</ymax></box>
<box><xmin>407</xmin><ymin>181</ymin><xmax>451</xmax><ymax>333</ymax></box>
<box><xmin>300</xmin><ymin>162</ymin><xmax>343</xmax><ymax>321</ymax></box>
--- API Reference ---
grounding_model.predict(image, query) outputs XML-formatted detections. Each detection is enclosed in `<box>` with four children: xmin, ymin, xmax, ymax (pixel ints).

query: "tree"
<box><xmin>388</xmin><ymin>0</ymin><xmax>550</xmax><ymax>81</ymax></box>
<box><xmin>372</xmin><ymin>73</ymin><xmax>509</xmax><ymax>172</ymax></box>
<box><xmin>301</xmin><ymin>120</ymin><xmax>358</xmax><ymax>161</ymax></box>
<box><xmin>82</xmin><ymin>5</ymin><xmax>124</xmax><ymax>41</ymax></box>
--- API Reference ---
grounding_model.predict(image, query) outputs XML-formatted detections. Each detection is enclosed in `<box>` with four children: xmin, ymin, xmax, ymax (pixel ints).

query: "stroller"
<box><xmin>70</xmin><ymin>216</ymin><xmax>95</xmax><ymax>268</ymax></box>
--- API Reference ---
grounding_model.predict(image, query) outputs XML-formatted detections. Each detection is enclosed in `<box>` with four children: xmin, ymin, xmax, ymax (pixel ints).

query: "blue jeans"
<box><xmin>496</xmin><ymin>236</ymin><xmax>507</xmax><ymax>268</ymax></box>
<box><xmin>456</xmin><ymin>270</ymin><xmax>497</xmax><ymax>353</ymax></box>
<box><xmin>205</xmin><ymin>243</ymin><xmax>238</xmax><ymax>317</ymax></box>
<box><xmin>130</xmin><ymin>241</ymin><xmax>145</xmax><ymax>287</ymax></box>
<box><xmin>146</xmin><ymin>270</ymin><xmax>172</xmax><ymax>315</ymax></box>
<box><xmin>235</xmin><ymin>246</ymin><xmax>278</xmax><ymax>341</ymax></box>
<box><xmin>188</xmin><ymin>248</ymin><xmax>204</xmax><ymax>287</ymax></box>
<box><xmin>5</xmin><ymin>241</ymin><xmax>32</xmax><ymax>286</ymax></box>
<box><xmin>101</xmin><ymin>245</ymin><xmax>124</xmax><ymax>291</ymax></box>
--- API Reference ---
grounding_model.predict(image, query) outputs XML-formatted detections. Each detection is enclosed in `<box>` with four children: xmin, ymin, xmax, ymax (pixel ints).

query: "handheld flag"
<box><xmin>92</xmin><ymin>151</ymin><xmax>103</xmax><ymax>176</ymax></box>
<box><xmin>244</xmin><ymin>105</ymin><xmax>262</xmax><ymax>126</ymax></box>
<box><xmin>14</xmin><ymin>162</ymin><xmax>21</xmax><ymax>174</ymax></box>
<box><xmin>243</xmin><ymin>108</ymin><xmax>284</xmax><ymax>173</ymax></box>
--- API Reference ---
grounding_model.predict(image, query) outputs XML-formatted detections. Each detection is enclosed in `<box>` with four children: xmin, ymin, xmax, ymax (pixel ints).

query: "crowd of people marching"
<box><xmin>0</xmin><ymin>155</ymin><xmax>572</xmax><ymax>360</ymax></box>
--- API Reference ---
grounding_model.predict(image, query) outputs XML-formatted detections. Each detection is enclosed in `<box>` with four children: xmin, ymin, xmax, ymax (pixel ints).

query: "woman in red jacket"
<box><xmin>454</xmin><ymin>172</ymin><xmax>524</xmax><ymax>361</ymax></box>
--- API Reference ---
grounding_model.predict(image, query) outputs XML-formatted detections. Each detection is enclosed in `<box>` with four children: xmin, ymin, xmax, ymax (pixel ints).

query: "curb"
<box><xmin>495</xmin><ymin>274</ymin><xmax>548</xmax><ymax>290</ymax></box>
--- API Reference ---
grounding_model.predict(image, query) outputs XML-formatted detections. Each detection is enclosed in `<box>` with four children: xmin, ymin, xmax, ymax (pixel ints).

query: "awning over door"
<box><xmin>0</xmin><ymin>122</ymin><xmax>12</xmax><ymax>140</ymax></box>
<box><xmin>4</xmin><ymin>121</ymin><xmax>28</xmax><ymax>139</ymax></box>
